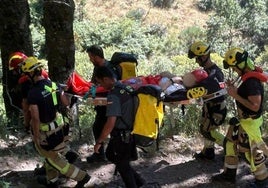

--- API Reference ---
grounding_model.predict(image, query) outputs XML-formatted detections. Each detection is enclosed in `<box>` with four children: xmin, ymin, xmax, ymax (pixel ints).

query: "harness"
<box><xmin>39</xmin><ymin>82</ymin><xmax>64</xmax><ymax>132</ymax></box>
<box><xmin>44</xmin><ymin>82</ymin><xmax>58</xmax><ymax>106</ymax></box>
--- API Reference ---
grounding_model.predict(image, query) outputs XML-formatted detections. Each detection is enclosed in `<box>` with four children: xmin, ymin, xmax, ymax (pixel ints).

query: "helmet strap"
<box><xmin>198</xmin><ymin>55</ymin><xmax>209</xmax><ymax>67</ymax></box>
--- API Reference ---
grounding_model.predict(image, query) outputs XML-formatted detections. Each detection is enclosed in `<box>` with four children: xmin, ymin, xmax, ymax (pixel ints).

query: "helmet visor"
<box><xmin>188</xmin><ymin>50</ymin><xmax>196</xmax><ymax>59</ymax></box>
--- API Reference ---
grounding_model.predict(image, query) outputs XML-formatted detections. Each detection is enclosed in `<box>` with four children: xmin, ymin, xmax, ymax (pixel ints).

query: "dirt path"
<box><xmin>0</xmin><ymin>132</ymin><xmax>255</xmax><ymax>188</ymax></box>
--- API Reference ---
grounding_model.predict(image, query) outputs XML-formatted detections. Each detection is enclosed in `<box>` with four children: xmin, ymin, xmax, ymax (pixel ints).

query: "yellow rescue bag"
<box><xmin>132</xmin><ymin>85</ymin><xmax>164</xmax><ymax>147</ymax></box>
<box><xmin>110</xmin><ymin>52</ymin><xmax>138</xmax><ymax>80</ymax></box>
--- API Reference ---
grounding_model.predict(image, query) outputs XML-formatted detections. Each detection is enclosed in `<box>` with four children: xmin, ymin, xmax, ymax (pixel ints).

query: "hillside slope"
<box><xmin>82</xmin><ymin>0</ymin><xmax>209</xmax><ymax>33</ymax></box>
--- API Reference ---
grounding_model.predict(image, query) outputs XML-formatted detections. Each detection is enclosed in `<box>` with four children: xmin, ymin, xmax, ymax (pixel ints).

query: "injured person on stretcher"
<box><xmin>65</xmin><ymin>68</ymin><xmax>227</xmax><ymax>106</ymax></box>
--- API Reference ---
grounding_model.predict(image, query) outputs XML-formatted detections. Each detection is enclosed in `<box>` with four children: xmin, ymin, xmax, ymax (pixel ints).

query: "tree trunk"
<box><xmin>0</xmin><ymin>0</ymin><xmax>33</xmax><ymax>121</ymax></box>
<box><xmin>43</xmin><ymin>0</ymin><xmax>75</xmax><ymax>83</ymax></box>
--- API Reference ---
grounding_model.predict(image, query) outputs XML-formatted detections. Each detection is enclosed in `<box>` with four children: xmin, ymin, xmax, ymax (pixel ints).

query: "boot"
<box><xmin>212</xmin><ymin>168</ymin><xmax>236</xmax><ymax>183</ymax></box>
<box><xmin>65</xmin><ymin>150</ymin><xmax>79</xmax><ymax>163</ymax></box>
<box><xmin>34</xmin><ymin>165</ymin><xmax>46</xmax><ymax>175</ymax></box>
<box><xmin>86</xmin><ymin>152</ymin><xmax>106</xmax><ymax>163</ymax></box>
<box><xmin>133</xmin><ymin>171</ymin><xmax>146</xmax><ymax>187</ymax></box>
<box><xmin>194</xmin><ymin>148</ymin><xmax>215</xmax><ymax>160</ymax></box>
<box><xmin>250</xmin><ymin>178</ymin><xmax>268</xmax><ymax>188</ymax></box>
<box><xmin>74</xmin><ymin>174</ymin><xmax>91</xmax><ymax>188</ymax></box>
<box><xmin>37</xmin><ymin>175</ymin><xmax>59</xmax><ymax>188</ymax></box>
<box><xmin>86</xmin><ymin>145</ymin><xmax>106</xmax><ymax>163</ymax></box>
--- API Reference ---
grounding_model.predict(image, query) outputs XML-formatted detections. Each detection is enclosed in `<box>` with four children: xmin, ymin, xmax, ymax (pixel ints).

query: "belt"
<box><xmin>40</xmin><ymin>121</ymin><xmax>60</xmax><ymax>132</ymax></box>
<box><xmin>40</xmin><ymin>114</ymin><xmax>64</xmax><ymax>132</ymax></box>
<box><xmin>111</xmin><ymin>129</ymin><xmax>132</xmax><ymax>138</ymax></box>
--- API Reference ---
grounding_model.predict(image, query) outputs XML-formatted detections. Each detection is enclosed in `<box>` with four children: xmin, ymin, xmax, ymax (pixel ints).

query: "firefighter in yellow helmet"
<box><xmin>212</xmin><ymin>48</ymin><xmax>268</xmax><ymax>187</ymax></box>
<box><xmin>22</xmin><ymin>56</ymin><xmax>90</xmax><ymax>187</ymax></box>
<box><xmin>188</xmin><ymin>41</ymin><xmax>227</xmax><ymax>160</ymax></box>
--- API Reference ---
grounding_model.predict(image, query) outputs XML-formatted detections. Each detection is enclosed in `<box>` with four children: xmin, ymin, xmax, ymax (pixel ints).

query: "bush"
<box><xmin>197</xmin><ymin>0</ymin><xmax>214</xmax><ymax>11</ymax></box>
<box><xmin>151</xmin><ymin>0</ymin><xmax>175</xmax><ymax>8</ymax></box>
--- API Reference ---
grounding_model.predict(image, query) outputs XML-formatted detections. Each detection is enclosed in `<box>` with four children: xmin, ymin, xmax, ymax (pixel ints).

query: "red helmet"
<box><xmin>183</xmin><ymin>69</ymin><xmax>208</xmax><ymax>88</ymax></box>
<box><xmin>191</xmin><ymin>69</ymin><xmax>208</xmax><ymax>82</ymax></box>
<box><xmin>8</xmin><ymin>52</ymin><xmax>28</xmax><ymax>70</ymax></box>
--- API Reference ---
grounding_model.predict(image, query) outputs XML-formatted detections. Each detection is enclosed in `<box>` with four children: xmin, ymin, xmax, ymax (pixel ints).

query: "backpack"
<box><xmin>110</xmin><ymin>52</ymin><xmax>138</xmax><ymax>80</ymax></box>
<box><xmin>121</xmin><ymin>84</ymin><xmax>164</xmax><ymax>148</ymax></box>
<box><xmin>132</xmin><ymin>85</ymin><xmax>164</xmax><ymax>148</ymax></box>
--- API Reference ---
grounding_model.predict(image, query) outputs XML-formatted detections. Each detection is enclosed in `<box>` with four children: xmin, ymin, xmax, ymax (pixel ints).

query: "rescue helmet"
<box><xmin>191</xmin><ymin>69</ymin><xmax>208</xmax><ymax>82</ymax></box>
<box><xmin>188</xmin><ymin>41</ymin><xmax>210</xmax><ymax>59</ymax></box>
<box><xmin>182</xmin><ymin>69</ymin><xmax>208</xmax><ymax>88</ymax></box>
<box><xmin>223</xmin><ymin>47</ymin><xmax>252</xmax><ymax>70</ymax></box>
<box><xmin>21</xmin><ymin>56</ymin><xmax>43</xmax><ymax>73</ymax></box>
<box><xmin>8</xmin><ymin>52</ymin><xmax>28</xmax><ymax>70</ymax></box>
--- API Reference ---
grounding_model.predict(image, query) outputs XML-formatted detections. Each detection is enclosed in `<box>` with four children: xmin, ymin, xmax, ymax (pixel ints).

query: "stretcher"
<box><xmin>65</xmin><ymin>71</ymin><xmax>227</xmax><ymax>128</ymax></box>
<box><xmin>163</xmin><ymin>88</ymin><xmax>227</xmax><ymax>127</ymax></box>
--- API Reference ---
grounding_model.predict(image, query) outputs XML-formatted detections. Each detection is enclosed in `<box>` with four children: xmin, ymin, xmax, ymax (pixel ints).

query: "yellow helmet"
<box><xmin>21</xmin><ymin>56</ymin><xmax>43</xmax><ymax>73</ymax></box>
<box><xmin>188</xmin><ymin>41</ymin><xmax>210</xmax><ymax>59</ymax></box>
<box><xmin>223</xmin><ymin>47</ymin><xmax>249</xmax><ymax>69</ymax></box>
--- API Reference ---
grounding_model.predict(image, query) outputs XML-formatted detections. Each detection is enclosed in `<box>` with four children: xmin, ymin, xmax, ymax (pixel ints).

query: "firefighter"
<box><xmin>188</xmin><ymin>41</ymin><xmax>227</xmax><ymax>160</ymax></box>
<box><xmin>212</xmin><ymin>47</ymin><xmax>268</xmax><ymax>187</ymax></box>
<box><xmin>21</xmin><ymin>57</ymin><xmax>90</xmax><ymax>187</ymax></box>
<box><xmin>9</xmin><ymin>54</ymin><xmax>79</xmax><ymax>175</ymax></box>
<box><xmin>8</xmin><ymin>52</ymin><xmax>30</xmax><ymax>130</ymax></box>
<box><xmin>9</xmin><ymin>52</ymin><xmax>51</xmax><ymax>130</ymax></box>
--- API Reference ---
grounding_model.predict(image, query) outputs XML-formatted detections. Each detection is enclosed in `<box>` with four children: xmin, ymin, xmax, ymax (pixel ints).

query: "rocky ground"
<box><xmin>0</xmin><ymin>130</ymin><xmax>257</xmax><ymax>188</ymax></box>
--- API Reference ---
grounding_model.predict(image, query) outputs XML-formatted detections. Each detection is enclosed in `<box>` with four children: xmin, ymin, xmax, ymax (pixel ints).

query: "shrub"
<box><xmin>197</xmin><ymin>0</ymin><xmax>214</xmax><ymax>11</ymax></box>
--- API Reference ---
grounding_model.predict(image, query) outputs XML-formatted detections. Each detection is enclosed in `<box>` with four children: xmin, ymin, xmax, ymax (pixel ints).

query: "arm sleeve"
<box><xmin>106</xmin><ymin>94</ymin><xmax>121</xmax><ymax>117</ymax></box>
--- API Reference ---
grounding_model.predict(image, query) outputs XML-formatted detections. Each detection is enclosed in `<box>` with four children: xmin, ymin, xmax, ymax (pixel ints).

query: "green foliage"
<box><xmin>29</xmin><ymin>0</ymin><xmax>46</xmax><ymax>57</ymax></box>
<box><xmin>29</xmin><ymin>0</ymin><xmax>43</xmax><ymax>28</ymax></box>
<box><xmin>0</xmin><ymin>181</ymin><xmax>10</xmax><ymax>188</ymax></box>
<box><xmin>172</xmin><ymin>54</ymin><xmax>199</xmax><ymax>74</ymax></box>
<box><xmin>177</xmin><ymin>26</ymin><xmax>206</xmax><ymax>54</ymax></box>
<box><xmin>197</xmin><ymin>0</ymin><xmax>214</xmax><ymax>11</ymax></box>
<box><xmin>126</xmin><ymin>8</ymin><xmax>146</xmax><ymax>20</ymax></box>
<box><xmin>162</xmin><ymin>104</ymin><xmax>201</xmax><ymax>137</ymax></box>
<box><xmin>0</xmin><ymin>86</ymin><xmax>8</xmax><ymax>139</ymax></box>
<box><xmin>76</xmin><ymin>104</ymin><xmax>95</xmax><ymax>143</ymax></box>
<box><xmin>30</xmin><ymin>25</ymin><xmax>46</xmax><ymax>58</ymax></box>
<box><xmin>151</xmin><ymin>0</ymin><xmax>175</xmax><ymax>8</ymax></box>
<box><xmin>74</xmin><ymin>51</ymin><xmax>93</xmax><ymax>80</ymax></box>
<box><xmin>255</xmin><ymin>45</ymin><xmax>268</xmax><ymax>69</ymax></box>
<box><xmin>206</xmin><ymin>0</ymin><xmax>268</xmax><ymax>56</ymax></box>
<box><xmin>74</xmin><ymin>18</ymin><xmax>165</xmax><ymax>61</ymax></box>
<box><xmin>74</xmin><ymin>0</ymin><xmax>87</xmax><ymax>21</ymax></box>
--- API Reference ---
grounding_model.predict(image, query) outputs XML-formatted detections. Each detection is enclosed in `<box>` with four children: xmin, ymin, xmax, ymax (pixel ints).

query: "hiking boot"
<box><xmin>34</xmin><ymin>165</ymin><xmax>46</xmax><ymax>175</ymax></box>
<box><xmin>86</xmin><ymin>153</ymin><xmax>106</xmax><ymax>163</ymax></box>
<box><xmin>211</xmin><ymin>170</ymin><xmax>236</xmax><ymax>184</ymax></box>
<box><xmin>37</xmin><ymin>175</ymin><xmax>59</xmax><ymax>188</ymax></box>
<box><xmin>134</xmin><ymin>171</ymin><xmax>146</xmax><ymax>187</ymax></box>
<box><xmin>65</xmin><ymin>150</ymin><xmax>79</xmax><ymax>163</ymax></box>
<box><xmin>249</xmin><ymin>178</ymin><xmax>268</xmax><ymax>188</ymax></box>
<box><xmin>74</xmin><ymin>174</ymin><xmax>91</xmax><ymax>188</ymax></box>
<box><xmin>193</xmin><ymin>148</ymin><xmax>215</xmax><ymax>160</ymax></box>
